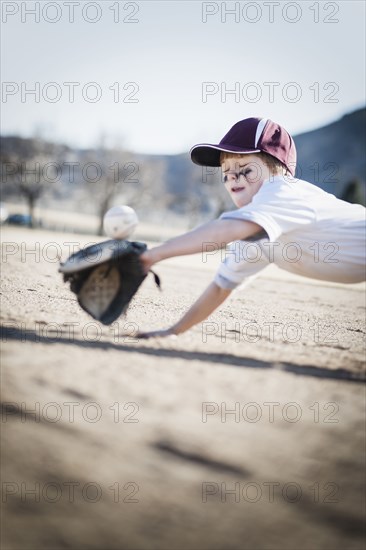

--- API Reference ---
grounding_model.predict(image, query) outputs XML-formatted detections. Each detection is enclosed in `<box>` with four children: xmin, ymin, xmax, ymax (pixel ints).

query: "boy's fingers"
<box><xmin>140</xmin><ymin>249</ymin><xmax>157</xmax><ymax>274</ymax></box>
<box><xmin>139</xmin><ymin>255</ymin><xmax>151</xmax><ymax>275</ymax></box>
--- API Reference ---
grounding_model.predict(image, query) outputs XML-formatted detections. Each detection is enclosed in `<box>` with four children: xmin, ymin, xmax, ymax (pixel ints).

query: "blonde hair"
<box><xmin>220</xmin><ymin>151</ymin><xmax>287</xmax><ymax>175</ymax></box>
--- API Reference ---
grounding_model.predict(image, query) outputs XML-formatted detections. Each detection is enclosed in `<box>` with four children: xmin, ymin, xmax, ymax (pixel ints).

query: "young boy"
<box><xmin>139</xmin><ymin>117</ymin><xmax>365</xmax><ymax>338</ymax></box>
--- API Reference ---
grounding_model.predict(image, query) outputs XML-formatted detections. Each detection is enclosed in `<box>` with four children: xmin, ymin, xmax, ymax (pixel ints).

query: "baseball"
<box><xmin>103</xmin><ymin>205</ymin><xmax>138</xmax><ymax>240</ymax></box>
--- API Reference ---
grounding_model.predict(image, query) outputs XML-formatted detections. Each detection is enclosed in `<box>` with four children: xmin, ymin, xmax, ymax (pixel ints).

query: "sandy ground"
<box><xmin>1</xmin><ymin>226</ymin><xmax>365</xmax><ymax>550</ymax></box>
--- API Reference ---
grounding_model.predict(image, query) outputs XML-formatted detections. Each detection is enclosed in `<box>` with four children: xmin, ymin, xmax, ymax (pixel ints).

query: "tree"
<box><xmin>0</xmin><ymin>136</ymin><xmax>66</xmax><ymax>227</ymax></box>
<box><xmin>75</xmin><ymin>129</ymin><xmax>174</xmax><ymax>236</ymax></box>
<box><xmin>80</xmin><ymin>143</ymin><xmax>154</xmax><ymax>236</ymax></box>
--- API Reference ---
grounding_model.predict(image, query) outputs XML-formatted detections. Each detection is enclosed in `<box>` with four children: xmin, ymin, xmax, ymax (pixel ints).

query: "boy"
<box><xmin>139</xmin><ymin>117</ymin><xmax>365</xmax><ymax>338</ymax></box>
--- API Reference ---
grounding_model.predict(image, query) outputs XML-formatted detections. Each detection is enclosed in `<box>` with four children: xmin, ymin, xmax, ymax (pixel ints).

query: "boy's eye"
<box><xmin>223</xmin><ymin>169</ymin><xmax>252</xmax><ymax>183</ymax></box>
<box><xmin>240</xmin><ymin>169</ymin><xmax>252</xmax><ymax>178</ymax></box>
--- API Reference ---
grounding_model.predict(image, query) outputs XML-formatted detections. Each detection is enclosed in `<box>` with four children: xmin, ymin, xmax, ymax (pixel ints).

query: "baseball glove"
<box><xmin>59</xmin><ymin>240</ymin><xmax>160</xmax><ymax>325</ymax></box>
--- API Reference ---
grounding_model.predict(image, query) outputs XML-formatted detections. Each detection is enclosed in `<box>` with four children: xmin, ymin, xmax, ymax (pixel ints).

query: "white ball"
<box><xmin>103</xmin><ymin>205</ymin><xmax>138</xmax><ymax>240</ymax></box>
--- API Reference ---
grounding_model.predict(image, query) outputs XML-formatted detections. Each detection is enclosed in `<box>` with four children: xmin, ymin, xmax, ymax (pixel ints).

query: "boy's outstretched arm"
<box><xmin>140</xmin><ymin>218</ymin><xmax>262</xmax><ymax>271</ymax></box>
<box><xmin>138</xmin><ymin>218</ymin><xmax>260</xmax><ymax>338</ymax></box>
<box><xmin>138</xmin><ymin>282</ymin><xmax>231</xmax><ymax>339</ymax></box>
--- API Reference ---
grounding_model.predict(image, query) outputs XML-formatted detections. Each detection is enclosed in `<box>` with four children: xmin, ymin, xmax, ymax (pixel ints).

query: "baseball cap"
<box><xmin>190</xmin><ymin>117</ymin><xmax>297</xmax><ymax>176</ymax></box>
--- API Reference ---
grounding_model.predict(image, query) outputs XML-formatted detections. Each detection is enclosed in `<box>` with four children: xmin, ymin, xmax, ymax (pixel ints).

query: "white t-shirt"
<box><xmin>214</xmin><ymin>175</ymin><xmax>366</xmax><ymax>289</ymax></box>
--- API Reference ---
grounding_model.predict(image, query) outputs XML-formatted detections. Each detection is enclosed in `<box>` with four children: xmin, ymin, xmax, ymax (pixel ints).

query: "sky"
<box><xmin>1</xmin><ymin>0</ymin><xmax>365</xmax><ymax>154</ymax></box>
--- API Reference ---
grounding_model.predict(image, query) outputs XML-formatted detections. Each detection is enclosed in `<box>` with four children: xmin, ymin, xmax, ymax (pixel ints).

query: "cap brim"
<box><xmin>190</xmin><ymin>143</ymin><xmax>260</xmax><ymax>167</ymax></box>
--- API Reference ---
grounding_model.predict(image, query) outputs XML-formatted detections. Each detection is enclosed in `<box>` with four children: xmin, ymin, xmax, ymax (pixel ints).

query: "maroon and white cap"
<box><xmin>190</xmin><ymin>117</ymin><xmax>297</xmax><ymax>176</ymax></box>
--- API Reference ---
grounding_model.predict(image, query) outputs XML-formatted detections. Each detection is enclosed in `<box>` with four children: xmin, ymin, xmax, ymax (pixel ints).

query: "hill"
<box><xmin>293</xmin><ymin>107</ymin><xmax>365</xmax><ymax>198</ymax></box>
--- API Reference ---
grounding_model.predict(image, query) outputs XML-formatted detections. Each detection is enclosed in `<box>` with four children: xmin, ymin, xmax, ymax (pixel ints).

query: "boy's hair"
<box><xmin>220</xmin><ymin>151</ymin><xmax>288</xmax><ymax>175</ymax></box>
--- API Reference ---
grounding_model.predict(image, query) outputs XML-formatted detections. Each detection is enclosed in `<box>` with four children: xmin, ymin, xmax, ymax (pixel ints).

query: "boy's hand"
<box><xmin>140</xmin><ymin>249</ymin><xmax>158</xmax><ymax>274</ymax></box>
<box><xmin>137</xmin><ymin>282</ymin><xmax>231</xmax><ymax>339</ymax></box>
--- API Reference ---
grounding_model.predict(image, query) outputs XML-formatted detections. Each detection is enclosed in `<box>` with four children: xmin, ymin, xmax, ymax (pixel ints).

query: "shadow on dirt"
<box><xmin>2</xmin><ymin>325</ymin><xmax>365</xmax><ymax>383</ymax></box>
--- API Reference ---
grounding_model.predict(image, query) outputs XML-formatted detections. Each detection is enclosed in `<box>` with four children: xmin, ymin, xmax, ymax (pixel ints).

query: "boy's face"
<box><xmin>221</xmin><ymin>154</ymin><xmax>271</xmax><ymax>208</ymax></box>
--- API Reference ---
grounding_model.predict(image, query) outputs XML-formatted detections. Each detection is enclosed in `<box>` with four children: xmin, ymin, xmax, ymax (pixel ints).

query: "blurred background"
<box><xmin>1</xmin><ymin>107</ymin><xmax>365</xmax><ymax>239</ymax></box>
<box><xmin>1</xmin><ymin>1</ymin><xmax>365</xmax><ymax>239</ymax></box>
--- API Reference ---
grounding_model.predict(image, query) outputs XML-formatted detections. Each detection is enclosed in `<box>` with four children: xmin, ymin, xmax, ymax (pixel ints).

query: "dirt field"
<box><xmin>1</xmin><ymin>226</ymin><xmax>365</xmax><ymax>550</ymax></box>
